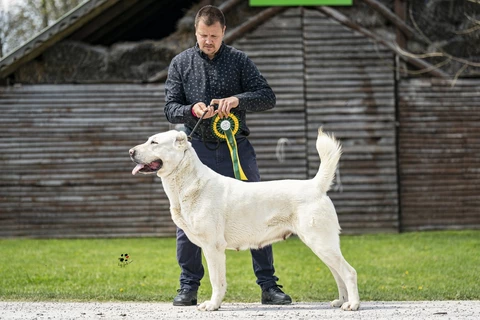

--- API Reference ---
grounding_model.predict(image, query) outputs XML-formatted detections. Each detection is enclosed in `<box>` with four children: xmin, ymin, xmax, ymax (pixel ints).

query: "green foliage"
<box><xmin>0</xmin><ymin>0</ymin><xmax>85</xmax><ymax>57</ymax></box>
<box><xmin>0</xmin><ymin>231</ymin><xmax>479</xmax><ymax>302</ymax></box>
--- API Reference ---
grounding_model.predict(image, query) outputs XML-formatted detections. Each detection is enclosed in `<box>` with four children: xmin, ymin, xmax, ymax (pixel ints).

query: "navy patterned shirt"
<box><xmin>164</xmin><ymin>42</ymin><xmax>275</xmax><ymax>141</ymax></box>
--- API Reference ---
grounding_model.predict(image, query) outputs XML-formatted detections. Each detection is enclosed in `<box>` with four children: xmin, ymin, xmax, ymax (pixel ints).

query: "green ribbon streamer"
<box><xmin>224</xmin><ymin>127</ymin><xmax>248</xmax><ymax>181</ymax></box>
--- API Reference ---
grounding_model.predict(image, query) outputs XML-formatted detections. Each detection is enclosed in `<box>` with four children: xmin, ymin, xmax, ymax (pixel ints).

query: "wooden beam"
<box><xmin>224</xmin><ymin>6</ymin><xmax>288</xmax><ymax>44</ymax></box>
<box><xmin>316</xmin><ymin>6</ymin><xmax>449</xmax><ymax>79</ymax></box>
<box><xmin>218</xmin><ymin>0</ymin><xmax>244</xmax><ymax>13</ymax></box>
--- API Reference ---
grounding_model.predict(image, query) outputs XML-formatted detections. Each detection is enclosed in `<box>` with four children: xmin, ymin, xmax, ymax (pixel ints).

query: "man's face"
<box><xmin>195</xmin><ymin>20</ymin><xmax>225</xmax><ymax>59</ymax></box>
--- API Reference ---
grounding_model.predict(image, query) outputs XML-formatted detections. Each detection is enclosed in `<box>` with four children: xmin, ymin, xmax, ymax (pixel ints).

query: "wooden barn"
<box><xmin>1</xmin><ymin>0</ymin><xmax>479</xmax><ymax>238</ymax></box>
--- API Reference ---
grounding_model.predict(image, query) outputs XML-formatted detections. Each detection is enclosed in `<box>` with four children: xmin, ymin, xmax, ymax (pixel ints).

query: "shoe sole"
<box><xmin>262</xmin><ymin>300</ymin><xmax>292</xmax><ymax>305</ymax></box>
<box><xmin>173</xmin><ymin>300</ymin><xmax>197</xmax><ymax>306</ymax></box>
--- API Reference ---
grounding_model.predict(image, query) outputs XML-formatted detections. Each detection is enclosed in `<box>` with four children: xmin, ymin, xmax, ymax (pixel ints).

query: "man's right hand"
<box><xmin>192</xmin><ymin>102</ymin><xmax>217</xmax><ymax>119</ymax></box>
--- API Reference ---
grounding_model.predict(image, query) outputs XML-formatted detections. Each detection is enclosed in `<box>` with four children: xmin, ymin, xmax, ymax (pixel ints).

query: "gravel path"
<box><xmin>1</xmin><ymin>301</ymin><xmax>479</xmax><ymax>320</ymax></box>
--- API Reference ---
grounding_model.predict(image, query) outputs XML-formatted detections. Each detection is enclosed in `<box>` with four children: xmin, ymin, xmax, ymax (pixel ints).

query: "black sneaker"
<box><xmin>173</xmin><ymin>288</ymin><xmax>197</xmax><ymax>306</ymax></box>
<box><xmin>261</xmin><ymin>285</ymin><xmax>292</xmax><ymax>305</ymax></box>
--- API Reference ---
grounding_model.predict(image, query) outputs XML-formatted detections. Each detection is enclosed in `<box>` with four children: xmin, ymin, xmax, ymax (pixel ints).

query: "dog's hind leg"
<box><xmin>320</xmin><ymin>249</ymin><xmax>359</xmax><ymax>311</ymax></box>
<box><xmin>327</xmin><ymin>265</ymin><xmax>348</xmax><ymax>308</ymax></box>
<box><xmin>299</xmin><ymin>233</ymin><xmax>360</xmax><ymax>311</ymax></box>
<box><xmin>197</xmin><ymin>242</ymin><xmax>227</xmax><ymax>311</ymax></box>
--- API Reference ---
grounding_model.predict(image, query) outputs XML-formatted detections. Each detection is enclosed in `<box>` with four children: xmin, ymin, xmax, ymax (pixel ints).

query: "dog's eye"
<box><xmin>151</xmin><ymin>141</ymin><xmax>158</xmax><ymax>144</ymax></box>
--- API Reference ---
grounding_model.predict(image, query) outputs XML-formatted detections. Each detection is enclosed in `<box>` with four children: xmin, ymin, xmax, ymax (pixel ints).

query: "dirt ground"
<box><xmin>1</xmin><ymin>300</ymin><xmax>479</xmax><ymax>320</ymax></box>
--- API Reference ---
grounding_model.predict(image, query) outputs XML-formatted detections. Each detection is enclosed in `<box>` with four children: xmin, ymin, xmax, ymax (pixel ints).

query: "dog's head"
<box><xmin>129</xmin><ymin>130</ymin><xmax>189</xmax><ymax>178</ymax></box>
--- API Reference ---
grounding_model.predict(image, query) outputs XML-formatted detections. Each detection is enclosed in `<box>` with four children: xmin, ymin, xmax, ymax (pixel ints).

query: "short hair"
<box><xmin>195</xmin><ymin>5</ymin><xmax>226</xmax><ymax>29</ymax></box>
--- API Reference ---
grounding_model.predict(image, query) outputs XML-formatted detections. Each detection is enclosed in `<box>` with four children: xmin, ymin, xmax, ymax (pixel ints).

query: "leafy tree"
<box><xmin>0</xmin><ymin>0</ymin><xmax>84</xmax><ymax>57</ymax></box>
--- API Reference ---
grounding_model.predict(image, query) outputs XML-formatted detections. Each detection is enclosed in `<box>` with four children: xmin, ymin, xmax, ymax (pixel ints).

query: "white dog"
<box><xmin>129</xmin><ymin>128</ymin><xmax>360</xmax><ymax>312</ymax></box>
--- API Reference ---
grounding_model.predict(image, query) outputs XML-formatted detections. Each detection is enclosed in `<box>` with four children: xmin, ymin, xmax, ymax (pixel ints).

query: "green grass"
<box><xmin>0</xmin><ymin>231</ymin><xmax>479</xmax><ymax>302</ymax></box>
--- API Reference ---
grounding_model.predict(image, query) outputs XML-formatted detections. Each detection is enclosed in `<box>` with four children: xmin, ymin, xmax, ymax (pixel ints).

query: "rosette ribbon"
<box><xmin>212</xmin><ymin>114</ymin><xmax>248</xmax><ymax>181</ymax></box>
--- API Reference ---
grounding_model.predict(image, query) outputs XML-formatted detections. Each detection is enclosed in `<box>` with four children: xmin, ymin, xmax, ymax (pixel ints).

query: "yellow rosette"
<box><xmin>212</xmin><ymin>114</ymin><xmax>248</xmax><ymax>181</ymax></box>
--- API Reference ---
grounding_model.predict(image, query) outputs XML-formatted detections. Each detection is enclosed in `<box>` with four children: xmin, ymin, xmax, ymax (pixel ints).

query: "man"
<box><xmin>164</xmin><ymin>5</ymin><xmax>292</xmax><ymax>306</ymax></box>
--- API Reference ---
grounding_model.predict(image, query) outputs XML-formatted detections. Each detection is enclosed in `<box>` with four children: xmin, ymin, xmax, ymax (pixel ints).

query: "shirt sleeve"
<box><xmin>164</xmin><ymin>59</ymin><xmax>196</xmax><ymax>124</ymax></box>
<box><xmin>234</xmin><ymin>56</ymin><xmax>276</xmax><ymax>112</ymax></box>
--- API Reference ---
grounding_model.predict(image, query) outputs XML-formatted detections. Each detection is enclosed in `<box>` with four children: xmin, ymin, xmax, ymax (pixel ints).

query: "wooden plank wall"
<box><xmin>12</xmin><ymin>8</ymin><xmax>480</xmax><ymax>237</ymax></box>
<box><xmin>303</xmin><ymin>9</ymin><xmax>399</xmax><ymax>233</ymax></box>
<box><xmin>0</xmin><ymin>7</ymin><xmax>404</xmax><ymax>238</ymax></box>
<box><xmin>398</xmin><ymin>78</ymin><xmax>480</xmax><ymax>231</ymax></box>
<box><xmin>2</xmin><ymin>8</ymin><xmax>479</xmax><ymax>238</ymax></box>
<box><xmin>234</xmin><ymin>7</ymin><xmax>307</xmax><ymax>181</ymax></box>
<box><xmin>0</xmin><ymin>84</ymin><xmax>175</xmax><ymax>238</ymax></box>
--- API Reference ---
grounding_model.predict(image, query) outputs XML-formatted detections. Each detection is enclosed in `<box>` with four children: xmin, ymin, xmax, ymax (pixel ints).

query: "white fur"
<box><xmin>130</xmin><ymin>128</ymin><xmax>360</xmax><ymax>311</ymax></box>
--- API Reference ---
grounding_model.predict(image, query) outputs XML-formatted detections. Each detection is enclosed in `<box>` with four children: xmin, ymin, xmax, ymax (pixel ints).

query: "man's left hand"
<box><xmin>210</xmin><ymin>97</ymin><xmax>239</xmax><ymax>118</ymax></box>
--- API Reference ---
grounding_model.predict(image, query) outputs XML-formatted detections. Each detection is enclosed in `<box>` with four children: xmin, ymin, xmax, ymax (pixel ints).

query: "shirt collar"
<box><xmin>195</xmin><ymin>42</ymin><xmax>226</xmax><ymax>61</ymax></box>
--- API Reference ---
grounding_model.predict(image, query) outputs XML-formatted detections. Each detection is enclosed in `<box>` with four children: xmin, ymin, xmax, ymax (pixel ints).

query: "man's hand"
<box><xmin>192</xmin><ymin>102</ymin><xmax>216</xmax><ymax>119</ymax></box>
<box><xmin>210</xmin><ymin>97</ymin><xmax>239</xmax><ymax>118</ymax></box>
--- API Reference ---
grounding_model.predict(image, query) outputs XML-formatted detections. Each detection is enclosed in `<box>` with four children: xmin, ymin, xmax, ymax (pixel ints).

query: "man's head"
<box><xmin>195</xmin><ymin>5</ymin><xmax>226</xmax><ymax>59</ymax></box>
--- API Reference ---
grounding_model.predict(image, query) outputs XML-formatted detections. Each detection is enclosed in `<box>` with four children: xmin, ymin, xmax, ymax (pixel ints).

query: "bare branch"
<box><xmin>399</xmin><ymin>56</ymin><xmax>452</xmax><ymax>76</ymax></box>
<box><xmin>454</xmin><ymin>24</ymin><xmax>480</xmax><ymax>35</ymax></box>
<box><xmin>455</xmin><ymin>13</ymin><xmax>480</xmax><ymax>34</ymax></box>
<box><xmin>451</xmin><ymin>63</ymin><xmax>469</xmax><ymax>87</ymax></box>
<box><xmin>359</xmin><ymin>0</ymin><xmax>419</xmax><ymax>41</ymax></box>
<box><xmin>408</xmin><ymin>4</ymin><xmax>480</xmax><ymax>69</ymax></box>
<box><xmin>394</xmin><ymin>47</ymin><xmax>445</xmax><ymax>59</ymax></box>
<box><xmin>316</xmin><ymin>6</ymin><xmax>449</xmax><ymax>78</ymax></box>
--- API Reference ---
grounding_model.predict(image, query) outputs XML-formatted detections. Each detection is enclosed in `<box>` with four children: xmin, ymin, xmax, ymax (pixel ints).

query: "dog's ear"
<box><xmin>174</xmin><ymin>130</ymin><xmax>188</xmax><ymax>149</ymax></box>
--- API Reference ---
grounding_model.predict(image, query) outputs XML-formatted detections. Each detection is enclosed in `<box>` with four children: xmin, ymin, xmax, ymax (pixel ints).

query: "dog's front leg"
<box><xmin>197</xmin><ymin>244</ymin><xmax>227</xmax><ymax>311</ymax></box>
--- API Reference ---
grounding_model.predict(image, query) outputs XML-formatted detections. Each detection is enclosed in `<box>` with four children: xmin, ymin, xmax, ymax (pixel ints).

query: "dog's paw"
<box><xmin>330</xmin><ymin>299</ymin><xmax>344</xmax><ymax>308</ymax></box>
<box><xmin>341</xmin><ymin>301</ymin><xmax>360</xmax><ymax>311</ymax></box>
<box><xmin>197</xmin><ymin>300</ymin><xmax>220</xmax><ymax>311</ymax></box>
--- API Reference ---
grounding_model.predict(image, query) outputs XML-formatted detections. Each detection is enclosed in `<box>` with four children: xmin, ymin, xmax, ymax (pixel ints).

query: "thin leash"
<box><xmin>187</xmin><ymin>109</ymin><xmax>209</xmax><ymax>141</ymax></box>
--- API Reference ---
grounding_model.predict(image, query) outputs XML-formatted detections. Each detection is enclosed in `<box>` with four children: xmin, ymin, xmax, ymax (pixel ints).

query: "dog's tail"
<box><xmin>313</xmin><ymin>127</ymin><xmax>342</xmax><ymax>194</ymax></box>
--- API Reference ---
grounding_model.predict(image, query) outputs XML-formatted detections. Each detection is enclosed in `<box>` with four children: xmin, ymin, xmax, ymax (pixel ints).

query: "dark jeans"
<box><xmin>176</xmin><ymin>137</ymin><xmax>279</xmax><ymax>292</ymax></box>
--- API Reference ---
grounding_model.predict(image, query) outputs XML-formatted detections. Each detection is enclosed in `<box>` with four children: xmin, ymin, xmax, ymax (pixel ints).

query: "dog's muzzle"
<box><xmin>131</xmin><ymin>160</ymin><xmax>163</xmax><ymax>175</ymax></box>
<box><xmin>129</xmin><ymin>148</ymin><xmax>163</xmax><ymax>175</ymax></box>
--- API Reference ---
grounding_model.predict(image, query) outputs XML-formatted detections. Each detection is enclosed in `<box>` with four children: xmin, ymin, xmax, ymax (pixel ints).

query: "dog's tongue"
<box><xmin>132</xmin><ymin>164</ymin><xmax>145</xmax><ymax>175</ymax></box>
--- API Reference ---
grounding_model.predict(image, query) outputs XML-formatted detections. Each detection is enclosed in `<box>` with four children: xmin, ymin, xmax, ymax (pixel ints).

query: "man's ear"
<box><xmin>174</xmin><ymin>131</ymin><xmax>188</xmax><ymax>149</ymax></box>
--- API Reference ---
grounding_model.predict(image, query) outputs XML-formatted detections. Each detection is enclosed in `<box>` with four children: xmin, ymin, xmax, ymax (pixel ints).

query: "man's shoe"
<box><xmin>173</xmin><ymin>288</ymin><xmax>197</xmax><ymax>306</ymax></box>
<box><xmin>261</xmin><ymin>285</ymin><xmax>292</xmax><ymax>305</ymax></box>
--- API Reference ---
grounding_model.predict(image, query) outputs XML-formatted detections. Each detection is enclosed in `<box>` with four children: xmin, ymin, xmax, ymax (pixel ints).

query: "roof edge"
<box><xmin>0</xmin><ymin>0</ymin><xmax>121</xmax><ymax>79</ymax></box>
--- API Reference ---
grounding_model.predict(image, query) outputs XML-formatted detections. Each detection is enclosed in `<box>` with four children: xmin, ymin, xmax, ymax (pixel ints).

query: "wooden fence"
<box><xmin>398</xmin><ymin>78</ymin><xmax>480</xmax><ymax>231</ymax></box>
<box><xmin>0</xmin><ymin>84</ymin><xmax>174</xmax><ymax>238</ymax></box>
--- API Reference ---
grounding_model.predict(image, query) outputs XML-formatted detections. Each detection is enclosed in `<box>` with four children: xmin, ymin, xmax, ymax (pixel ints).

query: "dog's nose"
<box><xmin>129</xmin><ymin>148</ymin><xmax>135</xmax><ymax>157</ymax></box>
